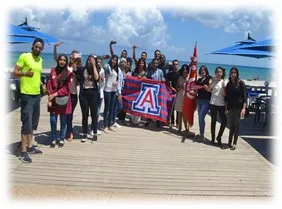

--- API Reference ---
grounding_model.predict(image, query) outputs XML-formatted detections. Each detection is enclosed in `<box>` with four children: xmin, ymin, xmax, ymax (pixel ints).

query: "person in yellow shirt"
<box><xmin>13</xmin><ymin>38</ymin><xmax>46</xmax><ymax>163</ymax></box>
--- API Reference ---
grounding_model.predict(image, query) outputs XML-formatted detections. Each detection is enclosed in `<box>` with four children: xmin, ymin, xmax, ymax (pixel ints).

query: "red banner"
<box><xmin>183</xmin><ymin>42</ymin><xmax>198</xmax><ymax>127</ymax></box>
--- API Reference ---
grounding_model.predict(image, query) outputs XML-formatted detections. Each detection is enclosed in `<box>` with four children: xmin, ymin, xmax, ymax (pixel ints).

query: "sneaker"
<box><xmin>58</xmin><ymin>140</ymin><xmax>65</xmax><ymax>148</ymax></box>
<box><xmin>27</xmin><ymin>145</ymin><xmax>43</xmax><ymax>154</ymax></box>
<box><xmin>216</xmin><ymin>137</ymin><xmax>222</xmax><ymax>147</ymax></box>
<box><xmin>50</xmin><ymin>140</ymin><xmax>56</xmax><ymax>148</ymax></box>
<box><xmin>112</xmin><ymin>122</ymin><xmax>121</xmax><ymax>128</ymax></box>
<box><xmin>90</xmin><ymin>130</ymin><xmax>101</xmax><ymax>136</ymax></box>
<box><xmin>19</xmin><ymin>152</ymin><xmax>32</xmax><ymax>163</ymax></box>
<box><xmin>81</xmin><ymin>135</ymin><xmax>88</xmax><ymax>143</ymax></box>
<box><xmin>196</xmin><ymin>134</ymin><xmax>204</xmax><ymax>142</ymax></box>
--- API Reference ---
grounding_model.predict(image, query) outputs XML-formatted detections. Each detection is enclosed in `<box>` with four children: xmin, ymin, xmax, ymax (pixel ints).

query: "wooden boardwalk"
<box><xmin>5</xmin><ymin>95</ymin><xmax>275</xmax><ymax>200</ymax></box>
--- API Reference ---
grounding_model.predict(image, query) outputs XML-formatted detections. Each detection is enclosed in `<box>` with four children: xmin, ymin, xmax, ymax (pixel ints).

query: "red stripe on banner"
<box><xmin>123</xmin><ymin>101</ymin><xmax>169</xmax><ymax>117</ymax></box>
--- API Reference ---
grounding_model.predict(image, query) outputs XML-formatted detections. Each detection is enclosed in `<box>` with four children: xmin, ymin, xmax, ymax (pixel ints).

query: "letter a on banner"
<box><xmin>132</xmin><ymin>83</ymin><xmax>161</xmax><ymax>116</ymax></box>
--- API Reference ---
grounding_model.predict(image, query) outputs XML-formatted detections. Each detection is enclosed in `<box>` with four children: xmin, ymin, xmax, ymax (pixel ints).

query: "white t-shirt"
<box><xmin>99</xmin><ymin>68</ymin><xmax>105</xmax><ymax>98</ymax></box>
<box><xmin>209</xmin><ymin>79</ymin><xmax>225</xmax><ymax>106</ymax></box>
<box><xmin>104</xmin><ymin>64</ymin><xmax>118</xmax><ymax>93</ymax></box>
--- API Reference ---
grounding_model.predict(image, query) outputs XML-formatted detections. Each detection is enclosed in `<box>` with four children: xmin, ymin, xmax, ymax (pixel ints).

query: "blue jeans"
<box><xmin>111</xmin><ymin>95</ymin><xmax>123</xmax><ymax>125</ymax></box>
<box><xmin>20</xmin><ymin>94</ymin><xmax>40</xmax><ymax>135</ymax></box>
<box><xmin>50</xmin><ymin>114</ymin><xmax>67</xmax><ymax>141</ymax></box>
<box><xmin>197</xmin><ymin>99</ymin><xmax>210</xmax><ymax>136</ymax></box>
<box><xmin>103</xmin><ymin>91</ymin><xmax>117</xmax><ymax>127</ymax></box>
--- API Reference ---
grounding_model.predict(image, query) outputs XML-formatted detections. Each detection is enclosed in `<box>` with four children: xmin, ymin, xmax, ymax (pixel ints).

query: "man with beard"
<box><xmin>13</xmin><ymin>38</ymin><xmax>46</xmax><ymax>163</ymax></box>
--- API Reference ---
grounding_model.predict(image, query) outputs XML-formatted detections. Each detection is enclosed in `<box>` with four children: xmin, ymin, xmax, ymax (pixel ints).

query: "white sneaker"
<box><xmin>81</xmin><ymin>135</ymin><xmax>88</xmax><ymax>143</ymax></box>
<box><xmin>90</xmin><ymin>130</ymin><xmax>101</xmax><ymax>135</ymax></box>
<box><xmin>112</xmin><ymin>122</ymin><xmax>121</xmax><ymax>128</ymax></box>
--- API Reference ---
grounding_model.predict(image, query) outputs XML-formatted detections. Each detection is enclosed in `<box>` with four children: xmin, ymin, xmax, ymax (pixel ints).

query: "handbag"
<box><xmin>55</xmin><ymin>96</ymin><xmax>68</xmax><ymax>107</ymax></box>
<box><xmin>54</xmin><ymin>73</ymin><xmax>68</xmax><ymax>107</ymax></box>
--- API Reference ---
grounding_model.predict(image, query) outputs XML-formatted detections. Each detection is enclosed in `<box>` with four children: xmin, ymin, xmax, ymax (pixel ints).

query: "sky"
<box><xmin>5</xmin><ymin>5</ymin><xmax>275</xmax><ymax>68</ymax></box>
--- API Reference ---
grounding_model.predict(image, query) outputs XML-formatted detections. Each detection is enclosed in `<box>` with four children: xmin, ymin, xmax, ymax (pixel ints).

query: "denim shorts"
<box><xmin>20</xmin><ymin>94</ymin><xmax>41</xmax><ymax>135</ymax></box>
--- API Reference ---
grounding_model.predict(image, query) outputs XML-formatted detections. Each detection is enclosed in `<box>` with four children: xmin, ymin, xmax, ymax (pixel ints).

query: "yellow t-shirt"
<box><xmin>16</xmin><ymin>52</ymin><xmax>43</xmax><ymax>95</ymax></box>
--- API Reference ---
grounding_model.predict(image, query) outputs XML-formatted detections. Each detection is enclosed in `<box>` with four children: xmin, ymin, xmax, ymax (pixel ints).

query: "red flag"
<box><xmin>183</xmin><ymin>42</ymin><xmax>197</xmax><ymax>127</ymax></box>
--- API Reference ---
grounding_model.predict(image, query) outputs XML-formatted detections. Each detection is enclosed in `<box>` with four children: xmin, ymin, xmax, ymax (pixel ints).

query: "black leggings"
<box><xmin>210</xmin><ymin>104</ymin><xmax>227</xmax><ymax>142</ymax></box>
<box><xmin>79</xmin><ymin>89</ymin><xmax>98</xmax><ymax>134</ymax></box>
<box><xmin>66</xmin><ymin>94</ymin><xmax>78</xmax><ymax>135</ymax></box>
<box><xmin>227</xmin><ymin>108</ymin><xmax>241</xmax><ymax>145</ymax></box>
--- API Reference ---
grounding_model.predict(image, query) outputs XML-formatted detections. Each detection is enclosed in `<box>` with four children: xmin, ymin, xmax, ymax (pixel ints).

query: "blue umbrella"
<box><xmin>8</xmin><ymin>20</ymin><xmax>59</xmax><ymax>44</ymax></box>
<box><xmin>9</xmin><ymin>36</ymin><xmax>37</xmax><ymax>44</ymax></box>
<box><xmin>239</xmin><ymin>39</ymin><xmax>274</xmax><ymax>52</ymax></box>
<box><xmin>209</xmin><ymin>34</ymin><xmax>274</xmax><ymax>59</ymax></box>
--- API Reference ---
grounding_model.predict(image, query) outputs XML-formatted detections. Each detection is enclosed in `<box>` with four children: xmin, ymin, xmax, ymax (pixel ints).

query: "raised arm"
<box><xmin>53</xmin><ymin>41</ymin><xmax>62</xmax><ymax>62</ymax></box>
<box><xmin>109</xmin><ymin>40</ymin><xmax>116</xmax><ymax>57</ymax></box>
<box><xmin>133</xmin><ymin>45</ymin><xmax>138</xmax><ymax>64</ymax></box>
<box><xmin>90</xmin><ymin>57</ymin><xmax>99</xmax><ymax>81</ymax></box>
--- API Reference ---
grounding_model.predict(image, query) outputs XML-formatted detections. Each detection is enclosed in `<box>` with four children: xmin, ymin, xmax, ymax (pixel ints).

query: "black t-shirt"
<box><xmin>225</xmin><ymin>80</ymin><xmax>246</xmax><ymax>110</ymax></box>
<box><xmin>196</xmin><ymin>75</ymin><xmax>211</xmax><ymax>100</ymax></box>
<box><xmin>165</xmin><ymin>70</ymin><xmax>179</xmax><ymax>89</ymax></box>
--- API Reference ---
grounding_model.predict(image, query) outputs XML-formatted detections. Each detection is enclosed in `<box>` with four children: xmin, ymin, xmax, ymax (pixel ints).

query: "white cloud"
<box><xmin>8</xmin><ymin>7</ymin><xmax>169</xmax><ymax>49</ymax></box>
<box><xmin>8</xmin><ymin>8</ymin><xmax>98</xmax><ymax>42</ymax></box>
<box><xmin>173</xmin><ymin>9</ymin><xmax>273</xmax><ymax>34</ymax></box>
<box><xmin>107</xmin><ymin>7</ymin><xmax>168</xmax><ymax>48</ymax></box>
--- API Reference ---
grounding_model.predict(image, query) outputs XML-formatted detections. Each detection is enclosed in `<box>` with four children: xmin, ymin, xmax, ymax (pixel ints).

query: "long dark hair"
<box><xmin>55</xmin><ymin>54</ymin><xmax>68</xmax><ymax>85</ymax></box>
<box><xmin>85</xmin><ymin>54</ymin><xmax>96</xmax><ymax>76</ymax></box>
<box><xmin>108</xmin><ymin>55</ymin><xmax>119</xmax><ymax>81</ymax></box>
<box><xmin>198</xmin><ymin>65</ymin><xmax>209</xmax><ymax>76</ymax></box>
<box><xmin>229</xmin><ymin>66</ymin><xmax>240</xmax><ymax>83</ymax></box>
<box><xmin>133</xmin><ymin>58</ymin><xmax>146</xmax><ymax>76</ymax></box>
<box><xmin>179</xmin><ymin>64</ymin><xmax>189</xmax><ymax>77</ymax></box>
<box><xmin>215</xmin><ymin>66</ymin><xmax>226</xmax><ymax>79</ymax></box>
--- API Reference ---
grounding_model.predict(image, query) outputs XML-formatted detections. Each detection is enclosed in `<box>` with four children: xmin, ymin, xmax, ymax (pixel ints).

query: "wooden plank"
<box><xmin>6</xmin><ymin>95</ymin><xmax>275</xmax><ymax>198</ymax></box>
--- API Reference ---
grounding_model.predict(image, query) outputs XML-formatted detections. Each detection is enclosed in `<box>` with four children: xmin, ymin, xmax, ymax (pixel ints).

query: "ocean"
<box><xmin>8</xmin><ymin>51</ymin><xmax>273</xmax><ymax>81</ymax></box>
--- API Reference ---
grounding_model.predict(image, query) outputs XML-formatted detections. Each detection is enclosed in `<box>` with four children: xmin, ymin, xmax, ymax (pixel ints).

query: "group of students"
<box><xmin>13</xmin><ymin>38</ymin><xmax>246</xmax><ymax>164</ymax></box>
<box><xmin>196</xmin><ymin>66</ymin><xmax>247</xmax><ymax>151</ymax></box>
